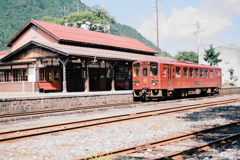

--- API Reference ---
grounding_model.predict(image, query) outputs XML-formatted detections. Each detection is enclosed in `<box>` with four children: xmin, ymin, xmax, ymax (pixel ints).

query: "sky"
<box><xmin>81</xmin><ymin>0</ymin><xmax>240</xmax><ymax>56</ymax></box>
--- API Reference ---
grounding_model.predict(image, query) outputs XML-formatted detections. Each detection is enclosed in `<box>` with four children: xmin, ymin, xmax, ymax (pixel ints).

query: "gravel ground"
<box><xmin>0</xmin><ymin>94</ymin><xmax>240</xmax><ymax>160</ymax></box>
<box><xmin>183</xmin><ymin>139</ymin><xmax>240</xmax><ymax>160</ymax></box>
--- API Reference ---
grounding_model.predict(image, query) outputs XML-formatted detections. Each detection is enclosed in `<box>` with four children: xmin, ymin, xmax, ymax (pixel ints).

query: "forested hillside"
<box><xmin>109</xmin><ymin>23</ymin><xmax>161</xmax><ymax>53</ymax></box>
<box><xmin>0</xmin><ymin>0</ymin><xmax>85</xmax><ymax>50</ymax></box>
<box><xmin>0</xmin><ymin>0</ymin><xmax>162</xmax><ymax>54</ymax></box>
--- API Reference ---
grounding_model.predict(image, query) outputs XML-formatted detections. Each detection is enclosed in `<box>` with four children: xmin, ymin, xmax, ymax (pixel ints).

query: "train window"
<box><xmin>217</xmin><ymin>70</ymin><xmax>221</xmax><ymax>77</ymax></box>
<box><xmin>163</xmin><ymin>68</ymin><xmax>167</xmax><ymax>77</ymax></box>
<box><xmin>150</xmin><ymin>62</ymin><xmax>158</xmax><ymax>76</ymax></box>
<box><xmin>143</xmin><ymin>68</ymin><xmax>148</xmax><ymax>77</ymax></box>
<box><xmin>195</xmin><ymin>68</ymin><xmax>199</xmax><ymax>77</ymax></box>
<box><xmin>204</xmin><ymin>69</ymin><xmax>208</xmax><ymax>78</ymax></box>
<box><xmin>189</xmin><ymin>68</ymin><xmax>193</xmax><ymax>78</ymax></box>
<box><xmin>176</xmin><ymin>67</ymin><xmax>181</xmax><ymax>78</ymax></box>
<box><xmin>210</xmin><ymin>70</ymin><xmax>213</xmax><ymax>78</ymax></box>
<box><xmin>184</xmin><ymin>67</ymin><xmax>188</xmax><ymax>78</ymax></box>
<box><xmin>133</xmin><ymin>63</ymin><xmax>140</xmax><ymax>77</ymax></box>
<box><xmin>200</xmin><ymin>69</ymin><xmax>203</xmax><ymax>77</ymax></box>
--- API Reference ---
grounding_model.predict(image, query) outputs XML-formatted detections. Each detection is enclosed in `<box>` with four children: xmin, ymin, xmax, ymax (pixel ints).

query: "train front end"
<box><xmin>132</xmin><ymin>60</ymin><xmax>162</xmax><ymax>100</ymax></box>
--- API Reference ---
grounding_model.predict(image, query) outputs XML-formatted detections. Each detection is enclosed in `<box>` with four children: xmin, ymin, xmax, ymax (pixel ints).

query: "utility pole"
<box><xmin>61</xmin><ymin>5</ymin><xmax>69</xmax><ymax>16</ymax></box>
<box><xmin>102</xmin><ymin>0</ymin><xmax>105</xmax><ymax>8</ymax></box>
<box><xmin>194</xmin><ymin>21</ymin><xmax>204</xmax><ymax>63</ymax></box>
<box><xmin>77</xmin><ymin>1</ymin><xmax>79</xmax><ymax>13</ymax></box>
<box><xmin>153</xmin><ymin>0</ymin><xmax>161</xmax><ymax>49</ymax></box>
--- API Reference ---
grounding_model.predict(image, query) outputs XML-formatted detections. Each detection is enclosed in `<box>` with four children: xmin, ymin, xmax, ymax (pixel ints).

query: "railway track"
<box><xmin>0</xmin><ymin>98</ymin><xmax>239</xmax><ymax>143</ymax></box>
<box><xmin>78</xmin><ymin>122</ymin><xmax>240</xmax><ymax>160</ymax></box>
<box><xmin>0</xmin><ymin>92</ymin><xmax>236</xmax><ymax>120</ymax></box>
<box><xmin>0</xmin><ymin>102</ymin><xmax>141</xmax><ymax>119</ymax></box>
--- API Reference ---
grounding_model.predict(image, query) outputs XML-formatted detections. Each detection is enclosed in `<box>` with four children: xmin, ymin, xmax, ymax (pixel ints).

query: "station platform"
<box><xmin>0</xmin><ymin>90</ymin><xmax>133</xmax><ymax>115</ymax></box>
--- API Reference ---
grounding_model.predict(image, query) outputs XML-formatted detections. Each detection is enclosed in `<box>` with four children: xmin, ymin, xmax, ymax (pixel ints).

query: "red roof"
<box><xmin>6</xmin><ymin>19</ymin><xmax>158</xmax><ymax>54</ymax></box>
<box><xmin>0</xmin><ymin>49</ymin><xmax>11</xmax><ymax>60</ymax></box>
<box><xmin>0</xmin><ymin>49</ymin><xmax>11</xmax><ymax>55</ymax></box>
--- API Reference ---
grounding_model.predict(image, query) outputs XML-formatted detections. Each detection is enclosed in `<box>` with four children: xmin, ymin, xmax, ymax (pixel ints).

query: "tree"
<box><xmin>228</xmin><ymin>68</ymin><xmax>238</xmax><ymax>85</ymax></box>
<box><xmin>203</xmin><ymin>45</ymin><xmax>222</xmax><ymax>66</ymax></box>
<box><xmin>90</xmin><ymin>5</ymin><xmax>116</xmax><ymax>24</ymax></box>
<box><xmin>159</xmin><ymin>51</ymin><xmax>174</xmax><ymax>59</ymax></box>
<box><xmin>174</xmin><ymin>51</ymin><xmax>198</xmax><ymax>63</ymax></box>
<box><xmin>41</xmin><ymin>5</ymin><xmax>115</xmax><ymax>33</ymax></box>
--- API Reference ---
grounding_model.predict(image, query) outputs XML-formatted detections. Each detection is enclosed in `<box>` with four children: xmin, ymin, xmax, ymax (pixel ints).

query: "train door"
<box><xmin>216</xmin><ymin>69</ymin><xmax>222</xmax><ymax>87</ymax></box>
<box><xmin>167</xmin><ymin>67</ymin><xmax>173</xmax><ymax>90</ymax></box>
<box><xmin>142</xmin><ymin>67</ymin><xmax>149</xmax><ymax>88</ymax></box>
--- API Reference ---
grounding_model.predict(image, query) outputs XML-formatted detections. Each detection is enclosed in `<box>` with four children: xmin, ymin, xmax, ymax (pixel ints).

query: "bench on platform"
<box><xmin>38</xmin><ymin>82</ymin><xmax>59</xmax><ymax>92</ymax></box>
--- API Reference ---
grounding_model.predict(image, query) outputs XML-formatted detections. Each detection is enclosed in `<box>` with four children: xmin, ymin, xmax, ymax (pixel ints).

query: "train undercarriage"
<box><xmin>133</xmin><ymin>87</ymin><xmax>220</xmax><ymax>101</ymax></box>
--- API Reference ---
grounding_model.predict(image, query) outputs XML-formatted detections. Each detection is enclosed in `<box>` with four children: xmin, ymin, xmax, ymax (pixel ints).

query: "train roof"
<box><xmin>133</xmin><ymin>60</ymin><xmax>221</xmax><ymax>69</ymax></box>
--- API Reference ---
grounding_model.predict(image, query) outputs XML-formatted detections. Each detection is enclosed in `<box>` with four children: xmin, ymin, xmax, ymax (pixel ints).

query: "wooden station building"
<box><xmin>0</xmin><ymin>19</ymin><xmax>172</xmax><ymax>93</ymax></box>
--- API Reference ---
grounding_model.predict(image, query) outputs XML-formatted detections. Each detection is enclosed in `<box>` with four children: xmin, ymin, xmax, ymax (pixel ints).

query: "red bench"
<box><xmin>38</xmin><ymin>82</ymin><xmax>59</xmax><ymax>92</ymax></box>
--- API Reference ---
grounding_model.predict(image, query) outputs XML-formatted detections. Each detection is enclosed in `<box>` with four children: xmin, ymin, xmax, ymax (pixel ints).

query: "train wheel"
<box><xmin>133</xmin><ymin>97</ymin><xmax>140</xmax><ymax>101</ymax></box>
<box><xmin>181</xmin><ymin>90</ymin><xmax>185</xmax><ymax>98</ymax></box>
<box><xmin>168</xmin><ymin>93</ymin><xmax>174</xmax><ymax>99</ymax></box>
<box><xmin>200</xmin><ymin>91</ymin><xmax>207</xmax><ymax>96</ymax></box>
<box><xmin>210</xmin><ymin>88</ymin><xmax>215</xmax><ymax>95</ymax></box>
<box><xmin>184</xmin><ymin>90</ymin><xmax>188</xmax><ymax>97</ymax></box>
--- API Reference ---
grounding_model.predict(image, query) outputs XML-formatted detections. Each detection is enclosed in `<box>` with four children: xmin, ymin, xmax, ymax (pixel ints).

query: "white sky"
<box><xmin>81</xmin><ymin>0</ymin><xmax>240</xmax><ymax>56</ymax></box>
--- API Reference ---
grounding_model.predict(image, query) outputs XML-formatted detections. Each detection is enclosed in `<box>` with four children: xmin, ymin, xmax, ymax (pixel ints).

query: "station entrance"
<box><xmin>66</xmin><ymin>63</ymin><xmax>84</xmax><ymax>92</ymax></box>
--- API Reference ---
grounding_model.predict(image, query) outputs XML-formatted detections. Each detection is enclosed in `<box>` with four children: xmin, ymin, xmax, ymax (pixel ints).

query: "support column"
<box><xmin>84</xmin><ymin>62</ymin><xmax>89</xmax><ymax>92</ymax></box>
<box><xmin>59</xmin><ymin>57</ymin><xmax>69</xmax><ymax>93</ymax></box>
<box><xmin>110</xmin><ymin>61</ymin><xmax>118</xmax><ymax>92</ymax></box>
<box><xmin>111</xmin><ymin>72</ymin><xmax>115</xmax><ymax>91</ymax></box>
<box><xmin>35</xmin><ymin>60</ymin><xmax>40</xmax><ymax>92</ymax></box>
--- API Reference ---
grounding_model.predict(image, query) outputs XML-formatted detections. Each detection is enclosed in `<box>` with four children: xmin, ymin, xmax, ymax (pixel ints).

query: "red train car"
<box><xmin>132</xmin><ymin>60</ymin><xmax>222</xmax><ymax>100</ymax></box>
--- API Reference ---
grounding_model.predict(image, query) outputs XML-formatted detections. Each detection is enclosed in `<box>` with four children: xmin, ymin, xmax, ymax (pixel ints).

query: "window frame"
<box><xmin>176</xmin><ymin>67</ymin><xmax>181</xmax><ymax>78</ymax></box>
<box><xmin>133</xmin><ymin>63</ymin><xmax>140</xmax><ymax>77</ymax></box>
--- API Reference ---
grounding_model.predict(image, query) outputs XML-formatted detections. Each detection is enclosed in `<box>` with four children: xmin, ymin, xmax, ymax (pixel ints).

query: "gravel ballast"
<box><xmin>0</xmin><ymin>95</ymin><xmax>240</xmax><ymax>160</ymax></box>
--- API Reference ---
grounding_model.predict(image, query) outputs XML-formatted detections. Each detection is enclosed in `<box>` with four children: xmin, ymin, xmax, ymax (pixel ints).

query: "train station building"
<box><xmin>0</xmin><ymin>19</ymin><xmax>172</xmax><ymax>93</ymax></box>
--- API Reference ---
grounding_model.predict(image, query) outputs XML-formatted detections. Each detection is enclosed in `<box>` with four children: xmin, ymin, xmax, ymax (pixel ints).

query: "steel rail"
<box><xmin>0</xmin><ymin>98</ymin><xmax>239</xmax><ymax>143</ymax></box>
<box><xmin>77</xmin><ymin>122</ymin><xmax>240</xmax><ymax>160</ymax></box>
<box><xmin>157</xmin><ymin>133</ymin><xmax>240</xmax><ymax>160</ymax></box>
<box><xmin>0</xmin><ymin>92</ymin><xmax>237</xmax><ymax>119</ymax></box>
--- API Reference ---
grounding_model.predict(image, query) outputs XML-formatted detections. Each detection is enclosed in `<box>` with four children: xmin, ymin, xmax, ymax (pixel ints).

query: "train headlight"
<box><xmin>152</xmin><ymin>80</ymin><xmax>158</xmax><ymax>85</ymax></box>
<box><xmin>134</xmin><ymin>80</ymin><xmax>140</xmax><ymax>86</ymax></box>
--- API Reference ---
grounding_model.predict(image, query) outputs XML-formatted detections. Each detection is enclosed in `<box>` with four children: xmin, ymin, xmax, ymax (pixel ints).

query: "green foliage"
<box><xmin>174</xmin><ymin>51</ymin><xmax>198</xmax><ymax>63</ymax></box>
<box><xmin>0</xmin><ymin>0</ymin><xmax>86</xmax><ymax>50</ymax></box>
<box><xmin>109</xmin><ymin>23</ymin><xmax>162</xmax><ymax>54</ymax></box>
<box><xmin>65</xmin><ymin>11</ymin><xmax>109</xmax><ymax>32</ymax></box>
<box><xmin>90</xmin><ymin>5</ymin><xmax>116</xmax><ymax>24</ymax></box>
<box><xmin>42</xmin><ymin>5</ymin><xmax>115</xmax><ymax>33</ymax></box>
<box><xmin>228</xmin><ymin>68</ymin><xmax>238</xmax><ymax>83</ymax></box>
<box><xmin>0</xmin><ymin>0</ymin><xmax>170</xmax><ymax>59</ymax></box>
<box><xmin>159</xmin><ymin>51</ymin><xmax>174</xmax><ymax>58</ymax></box>
<box><xmin>204</xmin><ymin>44</ymin><xmax>222</xmax><ymax>66</ymax></box>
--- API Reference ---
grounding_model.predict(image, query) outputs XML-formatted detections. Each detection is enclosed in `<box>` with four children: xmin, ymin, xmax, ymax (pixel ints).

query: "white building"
<box><xmin>199</xmin><ymin>44</ymin><xmax>240</xmax><ymax>86</ymax></box>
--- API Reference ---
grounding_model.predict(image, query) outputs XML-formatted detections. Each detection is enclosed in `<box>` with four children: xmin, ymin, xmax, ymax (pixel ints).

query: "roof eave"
<box><xmin>1</xmin><ymin>41</ymin><xmax>68</xmax><ymax>62</ymax></box>
<box><xmin>59</xmin><ymin>39</ymin><xmax>158</xmax><ymax>55</ymax></box>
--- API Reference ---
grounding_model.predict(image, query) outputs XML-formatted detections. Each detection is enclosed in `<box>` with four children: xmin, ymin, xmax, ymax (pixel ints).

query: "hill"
<box><xmin>0</xmin><ymin>0</ymin><xmax>162</xmax><ymax>54</ymax></box>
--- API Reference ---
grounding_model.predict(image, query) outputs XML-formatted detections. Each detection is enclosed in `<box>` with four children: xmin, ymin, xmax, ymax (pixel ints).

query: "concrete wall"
<box><xmin>0</xmin><ymin>91</ymin><xmax>133</xmax><ymax>115</ymax></box>
<box><xmin>0</xmin><ymin>82</ymin><xmax>35</xmax><ymax>93</ymax></box>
